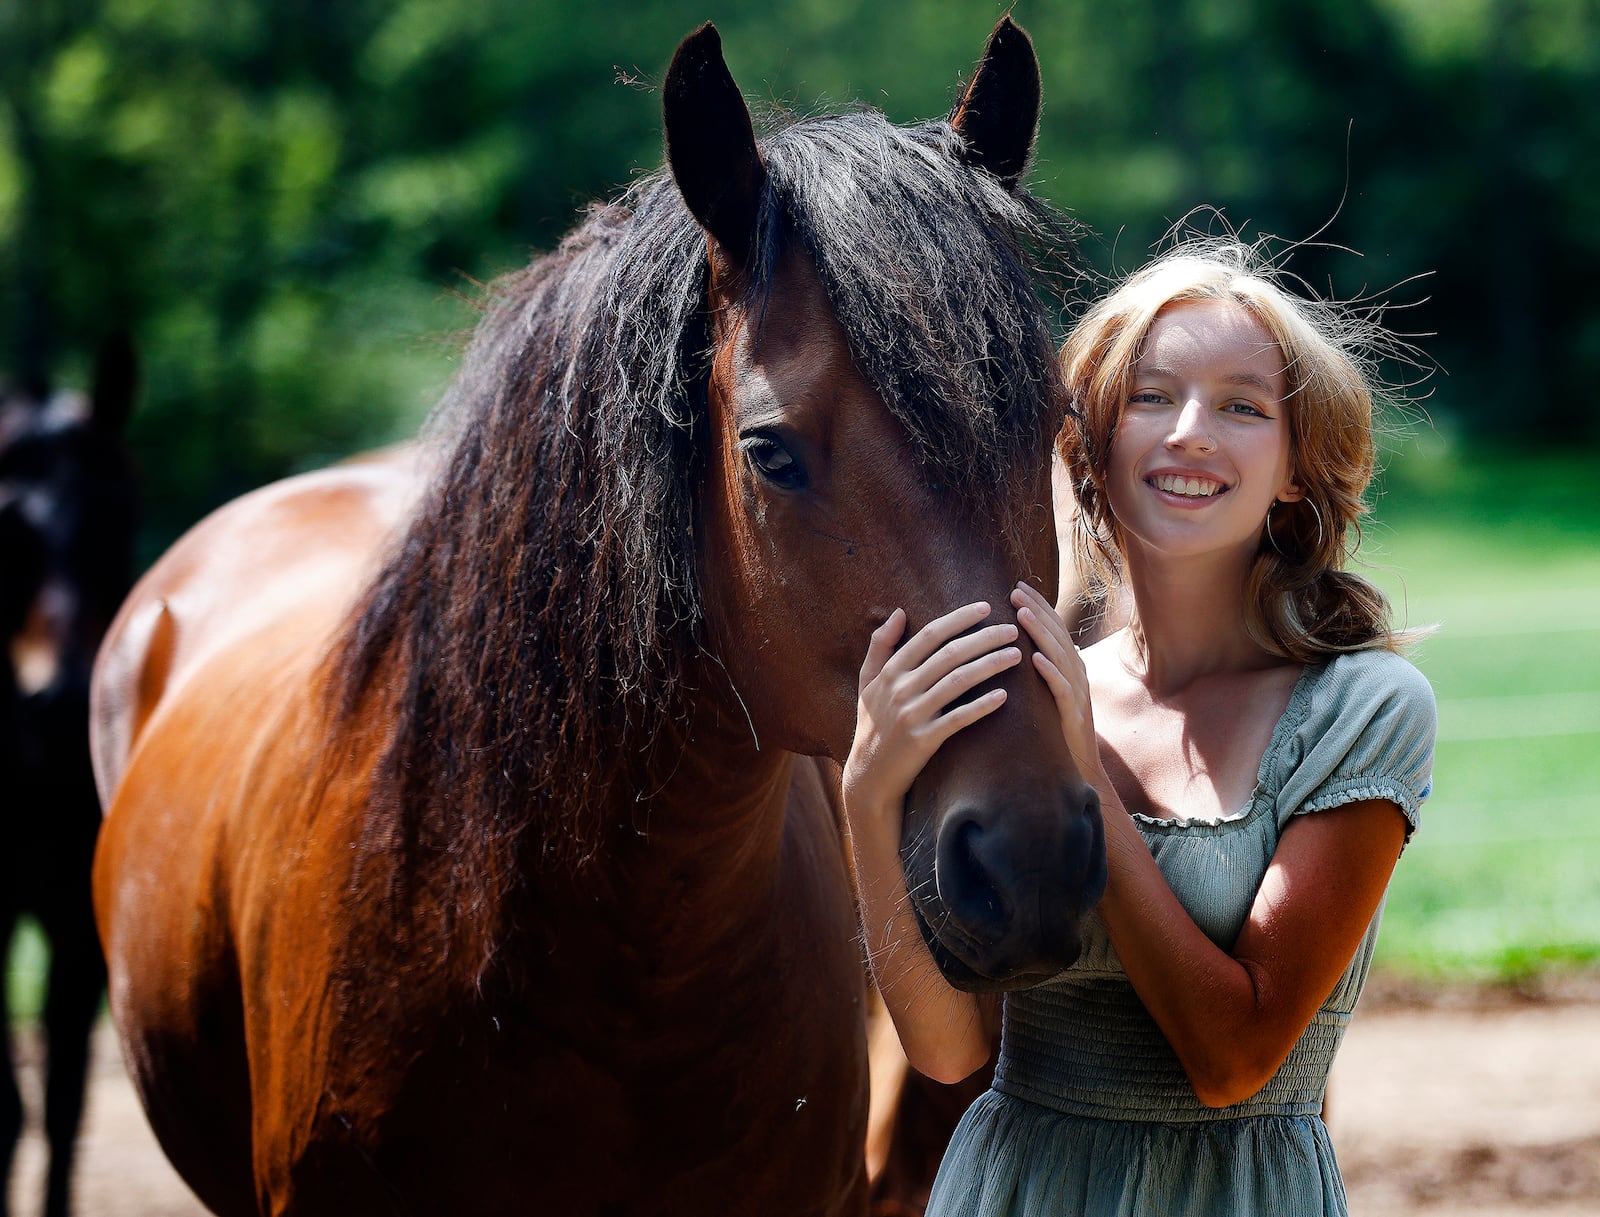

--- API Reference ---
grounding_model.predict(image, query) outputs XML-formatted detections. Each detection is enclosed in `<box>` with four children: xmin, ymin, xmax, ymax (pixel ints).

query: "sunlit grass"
<box><xmin>5</xmin><ymin>918</ymin><xmax>48</xmax><ymax>1024</ymax></box>
<box><xmin>1364</xmin><ymin>440</ymin><xmax>1600</xmax><ymax>981</ymax></box>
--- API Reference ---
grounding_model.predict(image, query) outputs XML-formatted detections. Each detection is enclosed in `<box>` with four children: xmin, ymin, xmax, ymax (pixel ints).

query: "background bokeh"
<box><xmin>3</xmin><ymin>0</ymin><xmax>1597</xmax><ymax>983</ymax></box>
<box><xmin>5</xmin><ymin>0</ymin><xmax>1596</xmax><ymax>549</ymax></box>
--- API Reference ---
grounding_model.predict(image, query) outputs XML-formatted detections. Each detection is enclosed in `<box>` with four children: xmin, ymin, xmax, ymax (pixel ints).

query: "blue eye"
<box><xmin>740</xmin><ymin>433</ymin><xmax>807</xmax><ymax>490</ymax></box>
<box><xmin>1223</xmin><ymin>401</ymin><xmax>1268</xmax><ymax>417</ymax></box>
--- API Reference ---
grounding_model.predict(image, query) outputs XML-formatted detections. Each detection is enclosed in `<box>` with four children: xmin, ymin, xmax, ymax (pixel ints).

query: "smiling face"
<box><xmin>1106</xmin><ymin>299</ymin><xmax>1301</xmax><ymax>572</ymax></box>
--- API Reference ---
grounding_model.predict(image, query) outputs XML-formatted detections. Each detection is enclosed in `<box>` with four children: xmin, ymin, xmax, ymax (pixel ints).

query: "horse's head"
<box><xmin>0</xmin><ymin>335</ymin><xmax>139</xmax><ymax>697</ymax></box>
<box><xmin>664</xmin><ymin>21</ymin><xmax>1106</xmax><ymax>991</ymax></box>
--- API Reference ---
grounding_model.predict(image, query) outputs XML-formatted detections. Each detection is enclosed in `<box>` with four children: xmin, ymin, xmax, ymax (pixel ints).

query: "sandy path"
<box><xmin>1327</xmin><ymin>989</ymin><xmax>1600</xmax><ymax>1216</ymax></box>
<box><xmin>8</xmin><ymin>990</ymin><xmax>1600</xmax><ymax>1216</ymax></box>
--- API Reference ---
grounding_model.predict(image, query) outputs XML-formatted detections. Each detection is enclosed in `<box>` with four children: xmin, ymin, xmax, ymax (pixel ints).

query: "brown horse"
<box><xmin>90</xmin><ymin>20</ymin><xmax>1104</xmax><ymax>1217</ymax></box>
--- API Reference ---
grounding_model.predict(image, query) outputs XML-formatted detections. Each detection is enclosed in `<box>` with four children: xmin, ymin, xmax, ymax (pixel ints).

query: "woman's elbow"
<box><xmin>905</xmin><ymin>1037</ymin><xmax>992</xmax><ymax>1086</ymax></box>
<box><xmin>1192</xmin><ymin>1078</ymin><xmax>1258</xmax><ymax>1109</ymax></box>
<box><xmin>1187</xmin><ymin>1057</ymin><xmax>1279</xmax><ymax>1109</ymax></box>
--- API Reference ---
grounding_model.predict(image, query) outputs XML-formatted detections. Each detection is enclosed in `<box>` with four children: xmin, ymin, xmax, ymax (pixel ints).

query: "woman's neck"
<box><xmin>1118</xmin><ymin>546</ymin><xmax>1282</xmax><ymax>696</ymax></box>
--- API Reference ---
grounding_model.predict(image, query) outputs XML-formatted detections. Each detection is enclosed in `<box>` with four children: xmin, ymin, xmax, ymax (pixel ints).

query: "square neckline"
<box><xmin>1125</xmin><ymin>660</ymin><xmax>1321</xmax><ymax>834</ymax></box>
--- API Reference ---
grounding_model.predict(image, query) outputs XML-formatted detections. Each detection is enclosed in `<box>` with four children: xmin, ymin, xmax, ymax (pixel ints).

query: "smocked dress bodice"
<box><xmin>926</xmin><ymin>649</ymin><xmax>1437</xmax><ymax>1217</ymax></box>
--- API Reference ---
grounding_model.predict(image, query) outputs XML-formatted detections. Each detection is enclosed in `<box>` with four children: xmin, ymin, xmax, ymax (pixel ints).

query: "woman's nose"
<box><xmin>1166</xmin><ymin>399</ymin><xmax>1216</xmax><ymax>454</ymax></box>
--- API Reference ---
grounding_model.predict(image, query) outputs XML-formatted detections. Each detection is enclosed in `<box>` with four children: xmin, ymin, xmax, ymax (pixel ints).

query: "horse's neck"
<box><xmin>605</xmin><ymin>688</ymin><xmax>798</xmax><ymax>919</ymax></box>
<box><xmin>472</xmin><ymin>688</ymin><xmax>805</xmax><ymax>1040</ymax></box>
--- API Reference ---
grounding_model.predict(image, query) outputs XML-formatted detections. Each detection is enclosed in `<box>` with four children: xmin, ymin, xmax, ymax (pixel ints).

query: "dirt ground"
<box><xmin>8</xmin><ymin>979</ymin><xmax>1600</xmax><ymax>1217</ymax></box>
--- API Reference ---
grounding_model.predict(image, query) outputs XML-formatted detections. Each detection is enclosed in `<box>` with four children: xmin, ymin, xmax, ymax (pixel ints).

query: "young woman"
<box><xmin>844</xmin><ymin>242</ymin><xmax>1436</xmax><ymax>1216</ymax></box>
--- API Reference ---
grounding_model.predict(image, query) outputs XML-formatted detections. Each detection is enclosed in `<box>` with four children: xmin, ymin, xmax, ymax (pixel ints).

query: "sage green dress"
<box><xmin>926</xmin><ymin>648</ymin><xmax>1437</xmax><ymax>1217</ymax></box>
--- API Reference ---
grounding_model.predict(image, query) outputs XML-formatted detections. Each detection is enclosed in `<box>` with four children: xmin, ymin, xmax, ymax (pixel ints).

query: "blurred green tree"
<box><xmin>1</xmin><ymin>0</ymin><xmax>1595</xmax><ymax>555</ymax></box>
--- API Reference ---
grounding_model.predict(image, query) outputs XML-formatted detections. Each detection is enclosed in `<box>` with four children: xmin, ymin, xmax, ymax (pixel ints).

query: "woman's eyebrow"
<box><xmin>1130</xmin><ymin>362</ymin><xmax>1178</xmax><ymax>381</ymax></box>
<box><xmin>1130</xmin><ymin>365</ymin><xmax>1277</xmax><ymax>393</ymax></box>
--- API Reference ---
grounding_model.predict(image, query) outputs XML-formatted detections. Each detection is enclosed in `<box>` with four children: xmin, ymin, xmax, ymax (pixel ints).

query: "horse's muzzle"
<box><xmin>904</xmin><ymin>781</ymin><xmax>1107</xmax><ymax>993</ymax></box>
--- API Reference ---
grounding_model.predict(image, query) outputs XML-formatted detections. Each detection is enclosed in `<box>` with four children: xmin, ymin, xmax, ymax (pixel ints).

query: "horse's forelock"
<box><xmin>755</xmin><ymin>113</ymin><xmax>1075</xmax><ymax>514</ymax></box>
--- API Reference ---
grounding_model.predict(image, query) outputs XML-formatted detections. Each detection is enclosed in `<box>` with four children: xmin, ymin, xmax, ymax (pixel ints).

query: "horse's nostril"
<box><xmin>924</xmin><ymin>783</ymin><xmax>1107</xmax><ymax>976</ymax></box>
<box><xmin>935</xmin><ymin>813</ymin><xmax>1011</xmax><ymax>938</ymax></box>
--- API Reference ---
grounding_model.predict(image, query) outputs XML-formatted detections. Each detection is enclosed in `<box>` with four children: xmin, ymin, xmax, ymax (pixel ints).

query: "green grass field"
<box><xmin>7</xmin><ymin>442</ymin><xmax>1598</xmax><ymax>1022</ymax></box>
<box><xmin>5</xmin><ymin>919</ymin><xmax>49</xmax><ymax>1023</ymax></box>
<box><xmin>1363</xmin><ymin>441</ymin><xmax>1600</xmax><ymax>978</ymax></box>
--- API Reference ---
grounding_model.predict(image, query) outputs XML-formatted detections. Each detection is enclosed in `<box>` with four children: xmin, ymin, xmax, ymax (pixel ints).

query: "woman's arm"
<box><xmin>843</xmin><ymin>602</ymin><xmax>1016</xmax><ymax>1083</ymax></box>
<box><xmin>1097</xmin><ymin>796</ymin><xmax>1404</xmax><ymax>1107</ymax></box>
<box><xmin>1013</xmin><ymin>582</ymin><xmax>1408</xmax><ymax>1108</ymax></box>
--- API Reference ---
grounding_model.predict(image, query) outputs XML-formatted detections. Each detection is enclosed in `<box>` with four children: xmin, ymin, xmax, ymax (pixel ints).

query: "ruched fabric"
<box><xmin>927</xmin><ymin>649</ymin><xmax>1437</xmax><ymax>1217</ymax></box>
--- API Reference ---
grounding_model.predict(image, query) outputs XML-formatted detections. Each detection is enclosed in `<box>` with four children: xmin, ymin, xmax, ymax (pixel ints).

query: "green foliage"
<box><xmin>1</xmin><ymin>0</ymin><xmax>1597</xmax><ymax>545</ymax></box>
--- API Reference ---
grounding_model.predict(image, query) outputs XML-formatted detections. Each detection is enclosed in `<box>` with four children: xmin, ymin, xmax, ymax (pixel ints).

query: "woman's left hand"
<box><xmin>1011</xmin><ymin>581</ymin><xmax>1104</xmax><ymax>783</ymax></box>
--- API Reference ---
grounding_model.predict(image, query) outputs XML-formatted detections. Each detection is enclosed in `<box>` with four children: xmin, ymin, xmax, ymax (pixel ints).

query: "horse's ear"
<box><xmin>663</xmin><ymin>23</ymin><xmax>766</xmax><ymax>266</ymax></box>
<box><xmin>949</xmin><ymin>16</ymin><xmax>1041</xmax><ymax>190</ymax></box>
<box><xmin>89</xmin><ymin>329</ymin><xmax>137</xmax><ymax>433</ymax></box>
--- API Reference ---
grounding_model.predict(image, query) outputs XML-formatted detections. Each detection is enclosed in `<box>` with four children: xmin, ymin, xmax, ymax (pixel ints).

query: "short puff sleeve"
<box><xmin>1271</xmin><ymin>649</ymin><xmax>1437</xmax><ymax>842</ymax></box>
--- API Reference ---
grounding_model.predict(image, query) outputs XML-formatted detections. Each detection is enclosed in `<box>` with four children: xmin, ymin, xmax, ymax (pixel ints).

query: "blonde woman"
<box><xmin>844</xmin><ymin>242</ymin><xmax>1436</xmax><ymax>1216</ymax></box>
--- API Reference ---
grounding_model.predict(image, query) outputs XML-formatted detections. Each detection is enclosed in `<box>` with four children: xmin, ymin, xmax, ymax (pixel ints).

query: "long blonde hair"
<box><xmin>1060</xmin><ymin>239</ymin><xmax>1411</xmax><ymax>661</ymax></box>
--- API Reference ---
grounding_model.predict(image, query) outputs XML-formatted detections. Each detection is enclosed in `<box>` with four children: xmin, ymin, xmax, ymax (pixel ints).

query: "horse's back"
<box><xmin>90</xmin><ymin>444</ymin><xmax>427</xmax><ymax>804</ymax></box>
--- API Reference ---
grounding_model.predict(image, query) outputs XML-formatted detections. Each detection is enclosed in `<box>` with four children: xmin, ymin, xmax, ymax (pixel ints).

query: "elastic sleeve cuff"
<box><xmin>1293</xmin><ymin>779</ymin><xmax>1425</xmax><ymax>846</ymax></box>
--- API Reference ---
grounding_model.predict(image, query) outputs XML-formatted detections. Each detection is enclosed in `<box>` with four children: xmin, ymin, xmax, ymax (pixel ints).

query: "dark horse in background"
<box><xmin>1</xmin><ymin>335</ymin><xmax>139</xmax><ymax>1217</ymax></box>
<box><xmin>90</xmin><ymin>20</ymin><xmax>1103</xmax><ymax>1216</ymax></box>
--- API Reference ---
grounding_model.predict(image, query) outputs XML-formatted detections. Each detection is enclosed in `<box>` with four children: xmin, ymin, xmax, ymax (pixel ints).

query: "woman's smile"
<box><xmin>1147</xmin><ymin>470</ymin><xmax>1228</xmax><ymax>501</ymax></box>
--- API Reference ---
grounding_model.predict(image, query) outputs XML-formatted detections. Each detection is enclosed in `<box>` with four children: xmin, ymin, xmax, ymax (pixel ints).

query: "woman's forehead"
<box><xmin>1134</xmin><ymin>300</ymin><xmax>1287</xmax><ymax>387</ymax></box>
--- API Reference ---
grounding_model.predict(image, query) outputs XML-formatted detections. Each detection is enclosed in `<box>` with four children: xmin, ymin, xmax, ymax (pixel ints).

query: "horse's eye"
<box><xmin>740</xmin><ymin>434</ymin><xmax>807</xmax><ymax>491</ymax></box>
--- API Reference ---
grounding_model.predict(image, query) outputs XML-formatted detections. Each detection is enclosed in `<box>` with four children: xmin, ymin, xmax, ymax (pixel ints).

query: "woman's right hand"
<box><xmin>840</xmin><ymin>601</ymin><xmax>1020</xmax><ymax>1084</ymax></box>
<box><xmin>841</xmin><ymin>601</ymin><xmax>1023</xmax><ymax>839</ymax></box>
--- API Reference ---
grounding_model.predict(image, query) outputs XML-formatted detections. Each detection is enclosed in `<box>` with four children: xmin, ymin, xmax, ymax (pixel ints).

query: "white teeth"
<box><xmin>1153</xmin><ymin>474</ymin><xmax>1221</xmax><ymax>498</ymax></box>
